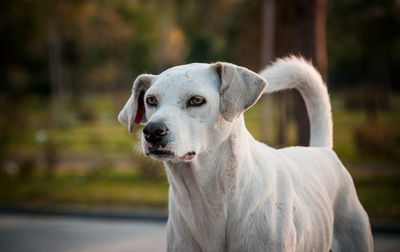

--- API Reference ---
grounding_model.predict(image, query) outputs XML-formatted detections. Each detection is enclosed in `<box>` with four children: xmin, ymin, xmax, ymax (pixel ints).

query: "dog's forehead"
<box><xmin>151</xmin><ymin>63</ymin><xmax>219</xmax><ymax>91</ymax></box>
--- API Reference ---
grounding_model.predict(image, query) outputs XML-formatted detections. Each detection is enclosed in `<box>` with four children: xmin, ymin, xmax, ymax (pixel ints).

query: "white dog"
<box><xmin>118</xmin><ymin>57</ymin><xmax>373</xmax><ymax>251</ymax></box>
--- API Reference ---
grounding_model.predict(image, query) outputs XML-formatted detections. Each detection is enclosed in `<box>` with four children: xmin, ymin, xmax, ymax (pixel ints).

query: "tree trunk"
<box><xmin>48</xmin><ymin>3</ymin><xmax>64</xmax><ymax>127</ymax></box>
<box><xmin>47</xmin><ymin>0</ymin><xmax>64</xmax><ymax>175</ymax></box>
<box><xmin>293</xmin><ymin>0</ymin><xmax>327</xmax><ymax>146</ymax></box>
<box><xmin>260</xmin><ymin>0</ymin><xmax>276</xmax><ymax>144</ymax></box>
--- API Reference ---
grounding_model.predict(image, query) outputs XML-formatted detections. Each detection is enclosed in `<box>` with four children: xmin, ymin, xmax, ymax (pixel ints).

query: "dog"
<box><xmin>118</xmin><ymin>56</ymin><xmax>373</xmax><ymax>251</ymax></box>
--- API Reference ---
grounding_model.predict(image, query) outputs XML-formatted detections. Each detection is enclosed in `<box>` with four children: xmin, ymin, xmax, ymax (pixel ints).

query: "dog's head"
<box><xmin>118</xmin><ymin>62</ymin><xmax>267</xmax><ymax>163</ymax></box>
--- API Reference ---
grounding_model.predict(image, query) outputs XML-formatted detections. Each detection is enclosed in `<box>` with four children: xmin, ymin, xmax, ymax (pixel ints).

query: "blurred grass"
<box><xmin>1</xmin><ymin>92</ymin><xmax>399</xmax><ymax>219</ymax></box>
<box><xmin>355</xmin><ymin>176</ymin><xmax>400</xmax><ymax>220</ymax></box>
<box><xmin>0</xmin><ymin>170</ymin><xmax>168</xmax><ymax>209</ymax></box>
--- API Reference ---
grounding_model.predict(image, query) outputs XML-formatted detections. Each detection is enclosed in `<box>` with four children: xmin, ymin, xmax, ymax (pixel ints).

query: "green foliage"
<box><xmin>0</xmin><ymin>0</ymin><xmax>49</xmax><ymax>94</ymax></box>
<box><xmin>2</xmin><ymin>0</ymin><xmax>399</xmax><ymax>94</ymax></box>
<box><xmin>328</xmin><ymin>0</ymin><xmax>400</xmax><ymax>88</ymax></box>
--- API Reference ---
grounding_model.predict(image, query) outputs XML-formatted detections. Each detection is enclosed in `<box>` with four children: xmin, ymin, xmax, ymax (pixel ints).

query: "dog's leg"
<box><xmin>330</xmin><ymin>177</ymin><xmax>374</xmax><ymax>252</ymax></box>
<box><xmin>331</xmin><ymin>206</ymin><xmax>373</xmax><ymax>251</ymax></box>
<box><xmin>167</xmin><ymin>215</ymin><xmax>202</xmax><ymax>252</ymax></box>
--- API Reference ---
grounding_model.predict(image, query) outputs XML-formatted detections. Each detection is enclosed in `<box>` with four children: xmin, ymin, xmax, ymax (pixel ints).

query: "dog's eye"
<box><xmin>146</xmin><ymin>96</ymin><xmax>158</xmax><ymax>106</ymax></box>
<box><xmin>188</xmin><ymin>96</ymin><xmax>206</xmax><ymax>107</ymax></box>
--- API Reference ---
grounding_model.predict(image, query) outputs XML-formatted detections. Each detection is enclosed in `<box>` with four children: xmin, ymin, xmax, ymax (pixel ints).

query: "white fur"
<box><xmin>118</xmin><ymin>57</ymin><xmax>373</xmax><ymax>251</ymax></box>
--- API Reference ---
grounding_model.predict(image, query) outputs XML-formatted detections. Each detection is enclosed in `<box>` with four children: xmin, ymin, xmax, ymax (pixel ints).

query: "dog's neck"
<box><xmin>165</xmin><ymin>116</ymin><xmax>251</xmax><ymax>200</ymax></box>
<box><xmin>165</xmin><ymin>116</ymin><xmax>252</xmax><ymax>250</ymax></box>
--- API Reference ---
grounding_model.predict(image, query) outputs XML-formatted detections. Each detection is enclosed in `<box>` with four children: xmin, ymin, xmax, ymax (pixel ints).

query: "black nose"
<box><xmin>143</xmin><ymin>122</ymin><xmax>169</xmax><ymax>144</ymax></box>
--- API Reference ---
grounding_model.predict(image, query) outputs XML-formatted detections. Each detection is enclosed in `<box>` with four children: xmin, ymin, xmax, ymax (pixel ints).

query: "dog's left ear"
<box><xmin>118</xmin><ymin>74</ymin><xmax>154</xmax><ymax>134</ymax></box>
<box><xmin>211</xmin><ymin>62</ymin><xmax>267</xmax><ymax>122</ymax></box>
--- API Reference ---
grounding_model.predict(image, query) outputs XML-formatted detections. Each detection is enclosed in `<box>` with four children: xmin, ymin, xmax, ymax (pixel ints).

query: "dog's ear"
<box><xmin>118</xmin><ymin>74</ymin><xmax>154</xmax><ymax>134</ymax></box>
<box><xmin>211</xmin><ymin>62</ymin><xmax>267</xmax><ymax>122</ymax></box>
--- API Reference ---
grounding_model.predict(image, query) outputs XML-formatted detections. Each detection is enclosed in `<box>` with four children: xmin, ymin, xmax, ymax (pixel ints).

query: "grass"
<box><xmin>355</xmin><ymin>176</ymin><xmax>400</xmax><ymax>220</ymax></box>
<box><xmin>1</xmin><ymin>92</ymin><xmax>399</xmax><ymax>220</ymax></box>
<box><xmin>2</xmin><ymin>168</ymin><xmax>398</xmax><ymax>219</ymax></box>
<box><xmin>0</xmin><ymin>170</ymin><xmax>169</xmax><ymax>209</ymax></box>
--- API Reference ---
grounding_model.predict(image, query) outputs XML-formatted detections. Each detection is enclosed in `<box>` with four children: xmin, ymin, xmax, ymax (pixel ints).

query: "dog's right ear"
<box><xmin>211</xmin><ymin>62</ymin><xmax>267</xmax><ymax>122</ymax></box>
<box><xmin>118</xmin><ymin>74</ymin><xmax>154</xmax><ymax>134</ymax></box>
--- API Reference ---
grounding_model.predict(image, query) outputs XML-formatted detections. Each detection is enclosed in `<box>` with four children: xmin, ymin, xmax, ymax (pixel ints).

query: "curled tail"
<box><xmin>259</xmin><ymin>56</ymin><xmax>333</xmax><ymax>148</ymax></box>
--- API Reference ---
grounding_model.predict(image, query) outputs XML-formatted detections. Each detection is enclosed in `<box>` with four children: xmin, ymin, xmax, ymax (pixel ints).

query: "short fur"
<box><xmin>118</xmin><ymin>57</ymin><xmax>373</xmax><ymax>251</ymax></box>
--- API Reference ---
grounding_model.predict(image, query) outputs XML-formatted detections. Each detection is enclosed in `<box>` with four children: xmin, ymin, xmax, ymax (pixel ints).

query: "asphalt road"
<box><xmin>0</xmin><ymin>214</ymin><xmax>399</xmax><ymax>252</ymax></box>
<box><xmin>0</xmin><ymin>214</ymin><xmax>166</xmax><ymax>252</ymax></box>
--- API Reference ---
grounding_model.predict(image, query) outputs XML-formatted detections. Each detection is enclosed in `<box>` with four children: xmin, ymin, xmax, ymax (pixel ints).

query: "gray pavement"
<box><xmin>0</xmin><ymin>214</ymin><xmax>399</xmax><ymax>252</ymax></box>
<box><xmin>0</xmin><ymin>214</ymin><xmax>166</xmax><ymax>252</ymax></box>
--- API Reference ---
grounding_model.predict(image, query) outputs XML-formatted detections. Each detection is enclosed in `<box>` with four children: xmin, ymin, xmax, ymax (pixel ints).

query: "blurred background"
<box><xmin>0</xmin><ymin>0</ymin><xmax>399</xmax><ymax>243</ymax></box>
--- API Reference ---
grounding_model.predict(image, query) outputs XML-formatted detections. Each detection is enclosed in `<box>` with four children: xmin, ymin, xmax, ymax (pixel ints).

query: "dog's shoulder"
<box><xmin>278</xmin><ymin>146</ymin><xmax>342</xmax><ymax>167</ymax></box>
<box><xmin>275</xmin><ymin>146</ymin><xmax>351</xmax><ymax>185</ymax></box>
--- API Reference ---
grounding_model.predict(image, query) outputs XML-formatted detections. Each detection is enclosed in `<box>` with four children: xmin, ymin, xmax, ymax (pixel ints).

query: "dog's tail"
<box><xmin>259</xmin><ymin>56</ymin><xmax>333</xmax><ymax>148</ymax></box>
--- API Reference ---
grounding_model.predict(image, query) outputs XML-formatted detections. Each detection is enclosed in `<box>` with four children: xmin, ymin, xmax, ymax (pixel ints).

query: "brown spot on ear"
<box><xmin>214</xmin><ymin>63</ymin><xmax>222</xmax><ymax>80</ymax></box>
<box><xmin>134</xmin><ymin>91</ymin><xmax>145</xmax><ymax>124</ymax></box>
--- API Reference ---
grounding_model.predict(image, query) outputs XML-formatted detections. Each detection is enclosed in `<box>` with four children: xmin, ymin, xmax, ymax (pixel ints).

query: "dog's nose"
<box><xmin>143</xmin><ymin>122</ymin><xmax>169</xmax><ymax>144</ymax></box>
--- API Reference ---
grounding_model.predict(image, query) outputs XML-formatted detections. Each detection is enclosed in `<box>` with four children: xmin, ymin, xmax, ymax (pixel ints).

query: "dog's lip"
<box><xmin>146</xmin><ymin>150</ymin><xmax>197</xmax><ymax>162</ymax></box>
<box><xmin>146</xmin><ymin>150</ymin><xmax>175</xmax><ymax>157</ymax></box>
<box><xmin>180</xmin><ymin>151</ymin><xmax>196</xmax><ymax>162</ymax></box>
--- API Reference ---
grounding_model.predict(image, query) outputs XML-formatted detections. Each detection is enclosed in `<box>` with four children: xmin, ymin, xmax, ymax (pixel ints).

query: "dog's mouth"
<box><xmin>146</xmin><ymin>150</ymin><xmax>197</xmax><ymax>162</ymax></box>
<box><xmin>180</xmin><ymin>151</ymin><xmax>196</xmax><ymax>162</ymax></box>
<box><xmin>146</xmin><ymin>150</ymin><xmax>175</xmax><ymax>158</ymax></box>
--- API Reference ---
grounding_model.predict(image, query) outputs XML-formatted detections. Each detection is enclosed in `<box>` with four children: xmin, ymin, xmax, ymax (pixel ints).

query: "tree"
<box><xmin>293</xmin><ymin>0</ymin><xmax>327</xmax><ymax>146</ymax></box>
<box><xmin>260</xmin><ymin>0</ymin><xmax>276</xmax><ymax>143</ymax></box>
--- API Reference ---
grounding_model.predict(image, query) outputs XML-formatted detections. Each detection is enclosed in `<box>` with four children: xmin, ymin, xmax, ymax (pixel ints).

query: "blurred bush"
<box><xmin>355</xmin><ymin>120</ymin><xmax>400</xmax><ymax>159</ymax></box>
<box><xmin>344</xmin><ymin>85</ymin><xmax>392</xmax><ymax>111</ymax></box>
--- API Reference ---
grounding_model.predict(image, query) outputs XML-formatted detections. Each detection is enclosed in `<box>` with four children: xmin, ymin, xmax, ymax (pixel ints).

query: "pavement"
<box><xmin>0</xmin><ymin>212</ymin><xmax>399</xmax><ymax>252</ymax></box>
<box><xmin>0</xmin><ymin>214</ymin><xmax>166</xmax><ymax>252</ymax></box>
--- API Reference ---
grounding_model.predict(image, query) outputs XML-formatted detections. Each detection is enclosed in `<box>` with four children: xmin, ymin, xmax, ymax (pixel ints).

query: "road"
<box><xmin>0</xmin><ymin>214</ymin><xmax>165</xmax><ymax>252</ymax></box>
<box><xmin>0</xmin><ymin>214</ymin><xmax>399</xmax><ymax>252</ymax></box>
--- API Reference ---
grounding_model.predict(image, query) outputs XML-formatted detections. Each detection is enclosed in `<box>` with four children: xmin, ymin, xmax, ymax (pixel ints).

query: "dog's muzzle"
<box><xmin>143</xmin><ymin>121</ymin><xmax>169</xmax><ymax>145</ymax></box>
<box><xmin>143</xmin><ymin>121</ymin><xmax>173</xmax><ymax>156</ymax></box>
<box><xmin>143</xmin><ymin>121</ymin><xmax>197</xmax><ymax>162</ymax></box>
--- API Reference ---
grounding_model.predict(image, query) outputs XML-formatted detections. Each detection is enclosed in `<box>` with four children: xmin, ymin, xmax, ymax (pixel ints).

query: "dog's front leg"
<box><xmin>166</xmin><ymin>216</ymin><xmax>203</xmax><ymax>252</ymax></box>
